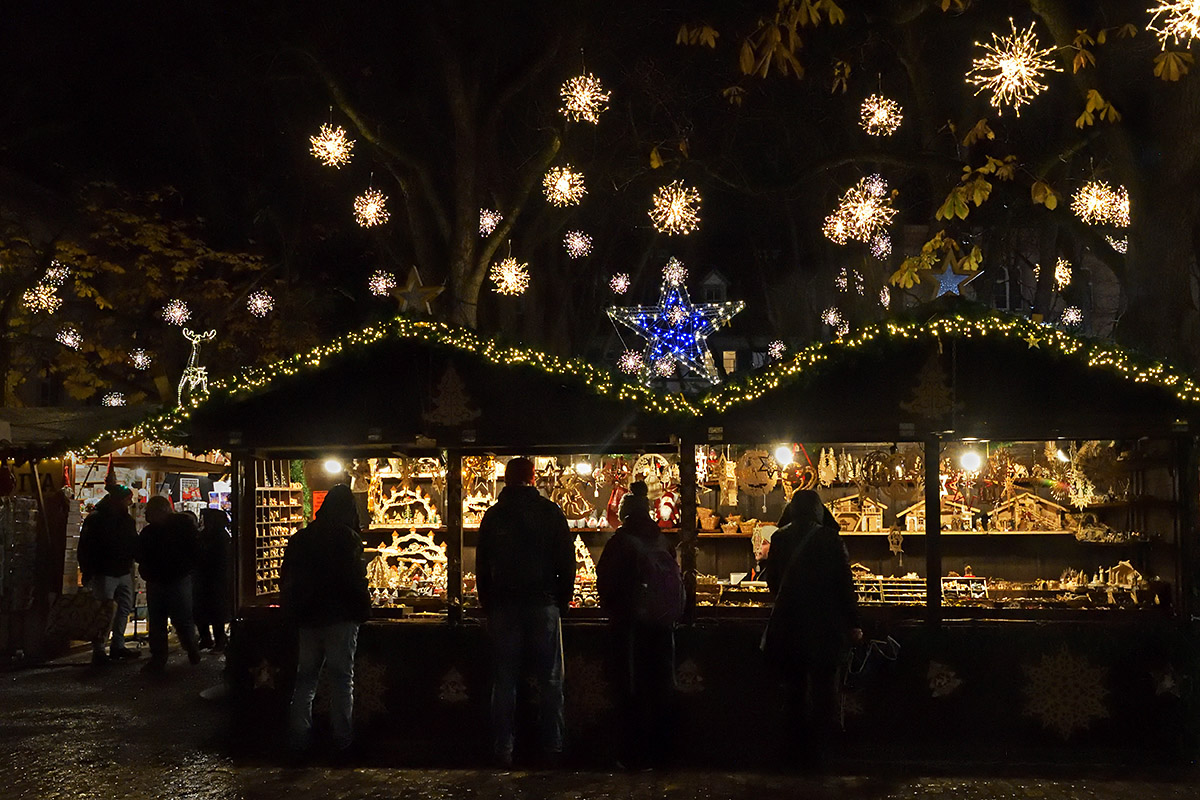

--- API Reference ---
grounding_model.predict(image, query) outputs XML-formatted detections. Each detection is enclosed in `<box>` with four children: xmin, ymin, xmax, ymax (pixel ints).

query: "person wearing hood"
<box><xmin>281</xmin><ymin>484</ymin><xmax>371</xmax><ymax>755</ymax></box>
<box><xmin>597</xmin><ymin>480</ymin><xmax>684</xmax><ymax>770</ymax></box>
<box><xmin>761</xmin><ymin>489</ymin><xmax>861</xmax><ymax>769</ymax></box>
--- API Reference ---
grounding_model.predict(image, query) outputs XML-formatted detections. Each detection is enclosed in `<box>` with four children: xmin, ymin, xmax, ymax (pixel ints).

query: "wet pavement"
<box><xmin>2</xmin><ymin>645</ymin><xmax>1197</xmax><ymax>800</ymax></box>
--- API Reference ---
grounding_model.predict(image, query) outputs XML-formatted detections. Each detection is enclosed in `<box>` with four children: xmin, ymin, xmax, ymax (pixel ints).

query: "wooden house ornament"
<box><xmin>990</xmin><ymin>492</ymin><xmax>1069</xmax><ymax>532</ymax></box>
<box><xmin>897</xmin><ymin>498</ymin><xmax>980</xmax><ymax>532</ymax></box>
<box><xmin>830</xmin><ymin>493</ymin><xmax>888</xmax><ymax>532</ymax></box>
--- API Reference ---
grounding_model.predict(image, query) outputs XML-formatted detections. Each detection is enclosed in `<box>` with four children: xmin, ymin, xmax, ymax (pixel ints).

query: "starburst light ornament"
<box><xmin>309</xmin><ymin>123</ymin><xmax>355</xmax><ymax>167</ymax></box>
<box><xmin>22</xmin><ymin>284</ymin><xmax>61</xmax><ymax>314</ymax></box>
<box><xmin>368</xmin><ymin>270</ymin><xmax>397</xmax><ymax>297</ymax></box>
<box><xmin>1148</xmin><ymin>2</ymin><xmax>1200</xmax><ymax>48</ymax></box>
<box><xmin>618</xmin><ymin>350</ymin><xmax>644</xmax><ymax>374</ymax></box>
<box><xmin>607</xmin><ymin>258</ymin><xmax>743</xmax><ymax>385</ymax></box>
<box><xmin>560</xmin><ymin>73</ymin><xmax>611</xmax><ymax>124</ymax></box>
<box><xmin>129</xmin><ymin>348</ymin><xmax>152</xmax><ymax>371</ymax></box>
<box><xmin>101</xmin><ymin>392</ymin><xmax>126</xmax><ymax>407</ymax></box>
<box><xmin>543</xmin><ymin>166</ymin><xmax>587</xmax><ymax>206</ymax></box>
<box><xmin>56</xmin><ymin>325</ymin><xmax>82</xmax><ymax>350</ymax></box>
<box><xmin>1061</xmin><ymin>306</ymin><xmax>1084</xmax><ymax>327</ymax></box>
<box><xmin>860</xmin><ymin>94</ymin><xmax>903</xmax><ymax>135</ymax></box>
<box><xmin>479</xmin><ymin>209</ymin><xmax>502</xmax><ymax>236</ymax></box>
<box><xmin>649</xmin><ymin>180</ymin><xmax>702</xmax><ymax>235</ymax></box>
<box><xmin>610</xmin><ymin>273</ymin><xmax>631</xmax><ymax>294</ymax></box>
<box><xmin>1054</xmin><ymin>258</ymin><xmax>1072</xmax><ymax>291</ymax></box>
<box><xmin>663</xmin><ymin>257</ymin><xmax>688</xmax><ymax>286</ymax></box>
<box><xmin>247</xmin><ymin>290</ymin><xmax>274</xmax><ymax>317</ymax></box>
<box><xmin>870</xmin><ymin>232</ymin><xmax>892</xmax><ymax>260</ymax></box>
<box><xmin>767</xmin><ymin>340</ymin><xmax>785</xmax><ymax>360</ymax></box>
<box><xmin>354</xmin><ymin>188</ymin><xmax>390</xmax><ymax>227</ymax></box>
<box><xmin>489</xmin><ymin>257</ymin><xmax>530</xmax><ymax>296</ymax></box>
<box><xmin>966</xmin><ymin>19</ymin><xmax>1062</xmax><ymax>116</ymax></box>
<box><xmin>1106</xmin><ymin>235</ymin><xmax>1128</xmax><ymax>254</ymax></box>
<box><xmin>823</xmin><ymin>175</ymin><xmax>897</xmax><ymax>244</ymax></box>
<box><xmin>42</xmin><ymin>260</ymin><xmax>70</xmax><ymax>287</ymax></box>
<box><xmin>1071</xmin><ymin>180</ymin><xmax>1129</xmax><ymax>227</ymax></box>
<box><xmin>563</xmin><ymin>230</ymin><xmax>593</xmax><ymax>258</ymax></box>
<box><xmin>822</xmin><ymin>306</ymin><xmax>844</xmax><ymax>328</ymax></box>
<box><xmin>654</xmin><ymin>356</ymin><xmax>676</xmax><ymax>377</ymax></box>
<box><xmin>880</xmin><ymin>285</ymin><xmax>891</xmax><ymax>308</ymax></box>
<box><xmin>161</xmin><ymin>299</ymin><xmax>191</xmax><ymax>326</ymax></box>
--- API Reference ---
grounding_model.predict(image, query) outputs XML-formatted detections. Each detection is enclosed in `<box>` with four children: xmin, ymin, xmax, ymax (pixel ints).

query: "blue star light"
<box><xmin>607</xmin><ymin>260</ymin><xmax>743</xmax><ymax>385</ymax></box>
<box><xmin>935</xmin><ymin>267</ymin><xmax>981</xmax><ymax>297</ymax></box>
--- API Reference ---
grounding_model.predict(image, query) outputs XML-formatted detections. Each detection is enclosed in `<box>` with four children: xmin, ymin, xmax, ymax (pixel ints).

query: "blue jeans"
<box><xmin>488</xmin><ymin>603</ymin><xmax>565</xmax><ymax>759</ymax></box>
<box><xmin>90</xmin><ymin>574</ymin><xmax>133</xmax><ymax>658</ymax></box>
<box><xmin>289</xmin><ymin>621</ymin><xmax>360</xmax><ymax>750</ymax></box>
<box><xmin>145</xmin><ymin>577</ymin><xmax>197</xmax><ymax>663</ymax></box>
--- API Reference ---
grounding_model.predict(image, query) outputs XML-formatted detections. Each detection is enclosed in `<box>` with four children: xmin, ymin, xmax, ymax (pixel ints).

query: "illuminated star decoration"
<box><xmin>479</xmin><ymin>209</ymin><xmax>502</xmax><ymax>236</ymax></box>
<box><xmin>56</xmin><ymin>325</ymin><xmax>82</xmax><ymax>350</ymax></box>
<box><xmin>489</xmin><ymin>257</ymin><xmax>530</xmax><ymax>296</ymax></box>
<box><xmin>563</xmin><ymin>230</ymin><xmax>593</xmax><ymax>259</ymax></box>
<box><xmin>368</xmin><ymin>270</ymin><xmax>397</xmax><ymax>297</ymax></box>
<box><xmin>870</xmin><ymin>232</ymin><xmax>892</xmax><ymax>260</ymax></box>
<box><xmin>1148</xmin><ymin>2</ymin><xmax>1200</xmax><ymax>48</ymax></box>
<box><xmin>129</xmin><ymin>348</ymin><xmax>152</xmax><ymax>370</ymax></box>
<box><xmin>617</xmin><ymin>350</ymin><xmax>644</xmax><ymax>374</ymax></box>
<box><xmin>767</xmin><ymin>340</ymin><xmax>785</xmax><ymax>360</ymax></box>
<box><xmin>1024</xmin><ymin>332</ymin><xmax>1041</xmax><ymax>349</ymax></box>
<box><xmin>823</xmin><ymin>175</ymin><xmax>897</xmax><ymax>244</ymax></box>
<box><xmin>560</xmin><ymin>73</ymin><xmax>611</xmax><ymax>124</ymax></box>
<box><xmin>354</xmin><ymin>188</ymin><xmax>390</xmax><ymax>227</ymax></box>
<box><xmin>860</xmin><ymin>94</ymin><xmax>903</xmax><ymax>135</ymax></box>
<box><xmin>309</xmin><ymin>123</ymin><xmax>355</xmax><ymax>168</ymax></box>
<box><xmin>934</xmin><ymin>267</ymin><xmax>982</xmax><ymax>297</ymax></box>
<box><xmin>607</xmin><ymin>258</ymin><xmax>743</xmax><ymax>385</ymax></box>
<box><xmin>247</xmin><ymin>290</ymin><xmax>274</xmax><ymax>317</ymax></box>
<box><xmin>161</xmin><ymin>299</ymin><xmax>191</xmax><ymax>326</ymax></box>
<box><xmin>649</xmin><ymin>180</ymin><xmax>701</xmax><ymax>235</ymax></box>
<box><xmin>610</xmin><ymin>273</ymin><xmax>631</xmax><ymax>294</ymax></box>
<box><xmin>101</xmin><ymin>392</ymin><xmax>126</xmax><ymax>407</ymax></box>
<box><xmin>22</xmin><ymin>284</ymin><xmax>61</xmax><ymax>314</ymax></box>
<box><xmin>1061</xmin><ymin>306</ymin><xmax>1083</xmax><ymax>327</ymax></box>
<box><xmin>391</xmin><ymin>266</ymin><xmax>444</xmax><ymax>313</ymax></box>
<box><xmin>543</xmin><ymin>166</ymin><xmax>587</xmax><ymax>206</ymax></box>
<box><xmin>966</xmin><ymin>19</ymin><xmax>1062</xmax><ymax>116</ymax></box>
<box><xmin>1071</xmin><ymin>181</ymin><xmax>1129</xmax><ymax>227</ymax></box>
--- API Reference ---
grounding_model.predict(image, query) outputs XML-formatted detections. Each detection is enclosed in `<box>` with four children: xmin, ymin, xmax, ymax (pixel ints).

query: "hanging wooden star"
<box><xmin>934</xmin><ymin>267</ymin><xmax>981</xmax><ymax>297</ymax></box>
<box><xmin>1024</xmin><ymin>332</ymin><xmax>1041</xmax><ymax>349</ymax></box>
<box><xmin>391</xmin><ymin>267</ymin><xmax>444</xmax><ymax>314</ymax></box>
<box><xmin>607</xmin><ymin>260</ymin><xmax>743</xmax><ymax>385</ymax></box>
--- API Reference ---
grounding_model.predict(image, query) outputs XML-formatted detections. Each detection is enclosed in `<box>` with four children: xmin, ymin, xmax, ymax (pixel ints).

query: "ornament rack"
<box><xmin>253</xmin><ymin>458</ymin><xmax>304</xmax><ymax>596</ymax></box>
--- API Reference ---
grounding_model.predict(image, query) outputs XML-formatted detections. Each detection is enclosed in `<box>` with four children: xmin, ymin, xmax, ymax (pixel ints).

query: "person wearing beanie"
<box><xmin>76</xmin><ymin>484</ymin><xmax>140</xmax><ymax>666</ymax></box>
<box><xmin>476</xmin><ymin>456</ymin><xmax>574</xmax><ymax>769</ymax></box>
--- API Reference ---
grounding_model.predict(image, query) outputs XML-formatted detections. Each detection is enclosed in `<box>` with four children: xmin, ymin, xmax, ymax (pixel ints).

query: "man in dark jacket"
<box><xmin>137</xmin><ymin>495</ymin><xmax>200</xmax><ymax>672</ymax></box>
<box><xmin>76</xmin><ymin>485</ymin><xmax>140</xmax><ymax>665</ymax></box>
<box><xmin>762</xmin><ymin>490</ymin><xmax>862</xmax><ymax>769</ymax></box>
<box><xmin>476</xmin><ymin>457</ymin><xmax>574</xmax><ymax>768</ymax></box>
<box><xmin>194</xmin><ymin>508</ymin><xmax>231</xmax><ymax>651</ymax></box>
<box><xmin>281</xmin><ymin>484</ymin><xmax>371</xmax><ymax>754</ymax></box>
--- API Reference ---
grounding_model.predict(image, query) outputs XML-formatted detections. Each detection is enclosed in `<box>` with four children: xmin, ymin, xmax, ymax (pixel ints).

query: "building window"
<box><xmin>723</xmin><ymin>351</ymin><xmax>737</xmax><ymax>375</ymax></box>
<box><xmin>703</xmin><ymin>285</ymin><xmax>726</xmax><ymax>302</ymax></box>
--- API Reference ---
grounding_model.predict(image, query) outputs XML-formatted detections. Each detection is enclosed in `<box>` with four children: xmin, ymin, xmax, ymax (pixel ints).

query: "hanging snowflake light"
<box><xmin>767</xmin><ymin>340</ymin><xmax>785</xmax><ymax>360</ymax></box>
<box><xmin>823</xmin><ymin>174</ymin><xmax>897</xmax><ymax>244</ymax></box>
<box><xmin>368</xmin><ymin>270</ymin><xmax>397</xmax><ymax>297</ymax></box>
<box><xmin>836</xmin><ymin>320</ymin><xmax>850</xmax><ymax>337</ymax></box>
<box><xmin>654</xmin><ymin>356</ymin><xmax>676</xmax><ymax>377</ymax></box>
<box><xmin>618</xmin><ymin>349</ymin><xmax>644</xmax><ymax>374</ymax></box>
<box><xmin>835</xmin><ymin>267</ymin><xmax>849</xmax><ymax>292</ymax></box>
<box><xmin>42</xmin><ymin>260</ymin><xmax>71</xmax><ymax>287</ymax></box>
<box><xmin>161</xmin><ymin>299</ymin><xmax>191</xmax><ymax>326</ymax></box>
<box><xmin>822</xmin><ymin>306</ymin><xmax>844</xmax><ymax>328</ymax></box>
<box><xmin>1148</xmin><ymin>2</ymin><xmax>1200</xmax><ymax>48</ymax></box>
<box><xmin>479</xmin><ymin>208</ymin><xmax>502</xmax><ymax>236</ymax></box>
<box><xmin>489</xmin><ymin>257</ymin><xmax>530</xmax><ymax>296</ymax></box>
<box><xmin>309</xmin><ymin>123</ymin><xmax>355</xmax><ymax>168</ymax></box>
<box><xmin>880</xmin><ymin>285</ymin><xmax>892</xmax><ymax>308</ymax></box>
<box><xmin>101</xmin><ymin>392</ymin><xmax>126</xmax><ymax>407</ymax></box>
<box><xmin>966</xmin><ymin>19</ymin><xmax>1062</xmax><ymax>116</ymax></box>
<box><xmin>870</xmin><ymin>232</ymin><xmax>892</xmax><ymax>260</ymax></box>
<box><xmin>1110</xmin><ymin>184</ymin><xmax>1131</xmax><ymax>227</ymax></box>
<box><xmin>56</xmin><ymin>325</ymin><xmax>82</xmax><ymax>350</ymax></box>
<box><xmin>1071</xmin><ymin>180</ymin><xmax>1129</xmax><ymax>227</ymax></box>
<box><xmin>610</xmin><ymin>273</ymin><xmax>631</xmax><ymax>294</ymax></box>
<box><xmin>1106</xmin><ymin>235</ymin><xmax>1128</xmax><ymax>254</ymax></box>
<box><xmin>22</xmin><ymin>284</ymin><xmax>61</xmax><ymax>314</ymax></box>
<box><xmin>559</xmin><ymin>73</ymin><xmax>611</xmax><ymax>124</ymax></box>
<box><xmin>1061</xmin><ymin>306</ymin><xmax>1084</xmax><ymax>327</ymax></box>
<box><xmin>663</xmin><ymin>257</ymin><xmax>688</xmax><ymax>286</ymax></box>
<box><xmin>543</xmin><ymin>166</ymin><xmax>587</xmax><ymax>206</ymax></box>
<box><xmin>649</xmin><ymin>180</ymin><xmax>701</xmax><ymax>235</ymax></box>
<box><xmin>667</xmin><ymin>305</ymin><xmax>688</xmax><ymax>326</ymax></box>
<box><xmin>247</xmin><ymin>290</ymin><xmax>275</xmax><ymax>317</ymax></box>
<box><xmin>859</xmin><ymin>94</ymin><xmax>903</xmax><ymax>135</ymax></box>
<box><xmin>129</xmin><ymin>348</ymin><xmax>152</xmax><ymax>371</ymax></box>
<box><xmin>1054</xmin><ymin>258</ymin><xmax>1072</xmax><ymax>291</ymax></box>
<box><xmin>563</xmin><ymin>230</ymin><xmax>593</xmax><ymax>258</ymax></box>
<box><xmin>354</xmin><ymin>188</ymin><xmax>390</xmax><ymax>227</ymax></box>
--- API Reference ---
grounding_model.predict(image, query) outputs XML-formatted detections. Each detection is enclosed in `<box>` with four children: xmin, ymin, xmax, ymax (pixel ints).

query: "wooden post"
<box><xmin>924</xmin><ymin>434</ymin><xmax>942</xmax><ymax>627</ymax></box>
<box><xmin>444</xmin><ymin>449</ymin><xmax>464</xmax><ymax>625</ymax></box>
<box><xmin>678</xmin><ymin>432</ymin><xmax>698</xmax><ymax>623</ymax></box>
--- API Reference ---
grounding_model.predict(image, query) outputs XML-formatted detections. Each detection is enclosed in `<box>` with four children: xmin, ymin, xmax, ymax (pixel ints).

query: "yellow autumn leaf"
<box><xmin>739</xmin><ymin>40</ymin><xmax>755</xmax><ymax>74</ymax></box>
<box><xmin>890</xmin><ymin>256</ymin><xmax>924</xmax><ymax>288</ymax></box>
<box><xmin>1031</xmin><ymin>180</ymin><xmax>1059</xmax><ymax>210</ymax></box>
<box><xmin>822</xmin><ymin>0</ymin><xmax>846</xmax><ymax>25</ymax></box>
<box><xmin>1117</xmin><ymin>23</ymin><xmax>1138</xmax><ymax>38</ymax></box>
<box><xmin>969</xmin><ymin>176</ymin><xmax>992</xmax><ymax>206</ymax></box>
<box><xmin>650</xmin><ymin>147</ymin><xmax>663</xmax><ymax>169</ymax></box>
<box><xmin>961</xmin><ymin>118</ymin><xmax>995</xmax><ymax>146</ymax></box>
<box><xmin>1154</xmin><ymin>51</ymin><xmax>1193</xmax><ymax>81</ymax></box>
<box><xmin>1073</xmin><ymin>48</ymin><xmax>1096</xmax><ymax>73</ymax></box>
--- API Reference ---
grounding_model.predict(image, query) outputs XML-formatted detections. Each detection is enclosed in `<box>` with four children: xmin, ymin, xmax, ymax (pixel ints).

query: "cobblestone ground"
<box><xmin>1</xmin><ymin>647</ymin><xmax>1196</xmax><ymax>800</ymax></box>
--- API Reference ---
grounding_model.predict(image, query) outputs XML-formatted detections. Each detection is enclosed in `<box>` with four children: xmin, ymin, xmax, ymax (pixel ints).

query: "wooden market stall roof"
<box><xmin>0</xmin><ymin>406</ymin><xmax>150</xmax><ymax>461</ymax></box>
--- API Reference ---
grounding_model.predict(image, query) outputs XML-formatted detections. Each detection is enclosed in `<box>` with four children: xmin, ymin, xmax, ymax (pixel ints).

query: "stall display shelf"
<box><xmin>253</xmin><ymin>459</ymin><xmax>304</xmax><ymax>596</ymax></box>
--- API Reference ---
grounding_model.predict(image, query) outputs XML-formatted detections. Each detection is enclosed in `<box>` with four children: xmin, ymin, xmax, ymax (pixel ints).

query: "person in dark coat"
<box><xmin>76</xmin><ymin>485</ymin><xmax>140</xmax><ymax>665</ymax></box>
<box><xmin>596</xmin><ymin>480</ymin><xmax>682</xmax><ymax>769</ymax></box>
<box><xmin>137</xmin><ymin>495</ymin><xmax>201</xmax><ymax>672</ymax></box>
<box><xmin>761</xmin><ymin>489</ymin><xmax>862</xmax><ymax>769</ymax></box>
<box><xmin>476</xmin><ymin>457</ymin><xmax>574</xmax><ymax>768</ymax></box>
<box><xmin>281</xmin><ymin>484</ymin><xmax>371</xmax><ymax>754</ymax></box>
<box><xmin>194</xmin><ymin>508</ymin><xmax>231</xmax><ymax>651</ymax></box>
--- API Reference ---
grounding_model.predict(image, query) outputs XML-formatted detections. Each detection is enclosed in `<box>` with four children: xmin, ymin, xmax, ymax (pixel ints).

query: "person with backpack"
<box><xmin>476</xmin><ymin>457</ymin><xmax>575</xmax><ymax>769</ymax></box>
<box><xmin>761</xmin><ymin>489</ymin><xmax>862</xmax><ymax>771</ymax></box>
<box><xmin>596</xmin><ymin>480</ymin><xmax>685</xmax><ymax>770</ymax></box>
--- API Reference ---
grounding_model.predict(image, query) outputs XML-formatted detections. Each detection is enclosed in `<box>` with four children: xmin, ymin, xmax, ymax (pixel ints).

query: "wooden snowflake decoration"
<box><xmin>368</xmin><ymin>270</ymin><xmax>397</xmax><ymax>296</ymax></box>
<box><xmin>543</xmin><ymin>166</ymin><xmax>587</xmax><ymax>206</ymax></box>
<box><xmin>859</xmin><ymin>94</ymin><xmax>903</xmax><ymax>135</ymax></box>
<box><xmin>56</xmin><ymin>325</ymin><xmax>82</xmax><ymax>350</ymax></box>
<box><xmin>101</xmin><ymin>392</ymin><xmax>126</xmax><ymax>407</ymax></box>
<box><xmin>129</xmin><ymin>348</ymin><xmax>152</xmax><ymax>370</ymax></box>
<box><xmin>22</xmin><ymin>284</ymin><xmax>61</xmax><ymax>314</ymax></box>
<box><xmin>609</xmin><ymin>273</ymin><xmax>631</xmax><ymax>294</ymax></box>
<box><xmin>489</xmin><ymin>257</ymin><xmax>530</xmax><ymax>295</ymax></box>
<box><xmin>967</xmin><ymin>19</ymin><xmax>1061</xmax><ymax>116</ymax></box>
<box><xmin>1148</xmin><ymin>2</ymin><xmax>1200</xmax><ymax>48</ymax></box>
<box><xmin>559</xmin><ymin>73</ymin><xmax>610</xmax><ymax>124</ymax></box>
<box><xmin>823</xmin><ymin>174</ymin><xmax>897</xmax><ymax>244</ymax></box>
<box><xmin>1053</xmin><ymin>258</ymin><xmax>1072</xmax><ymax>291</ymax></box>
<box><xmin>663</xmin><ymin>257</ymin><xmax>688</xmax><ymax>286</ymax></box>
<box><xmin>309</xmin><ymin>123</ymin><xmax>355</xmax><ymax>168</ymax></box>
<box><xmin>479</xmin><ymin>208</ymin><xmax>502</xmax><ymax>236</ymax></box>
<box><xmin>1022</xmin><ymin>647</ymin><xmax>1109</xmax><ymax>739</ymax></box>
<box><xmin>246</xmin><ymin>290</ymin><xmax>274</xmax><ymax>317</ymax></box>
<box><xmin>1071</xmin><ymin>180</ymin><xmax>1129</xmax><ymax>227</ymax></box>
<box><xmin>617</xmin><ymin>349</ymin><xmax>643</xmax><ymax>373</ymax></box>
<box><xmin>354</xmin><ymin>188</ymin><xmax>390</xmax><ymax>227</ymax></box>
<box><xmin>563</xmin><ymin>230</ymin><xmax>592</xmax><ymax>258</ymax></box>
<box><xmin>161</xmin><ymin>299</ymin><xmax>191</xmax><ymax>326</ymax></box>
<box><xmin>1061</xmin><ymin>305</ymin><xmax>1083</xmax><ymax>327</ymax></box>
<box><xmin>767</xmin><ymin>340</ymin><xmax>785</xmax><ymax>360</ymax></box>
<box><xmin>649</xmin><ymin>180</ymin><xmax>701</xmax><ymax>234</ymax></box>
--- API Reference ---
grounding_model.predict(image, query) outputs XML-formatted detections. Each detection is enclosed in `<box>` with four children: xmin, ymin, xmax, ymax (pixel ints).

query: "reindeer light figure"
<box><xmin>178</xmin><ymin>327</ymin><xmax>216</xmax><ymax>405</ymax></box>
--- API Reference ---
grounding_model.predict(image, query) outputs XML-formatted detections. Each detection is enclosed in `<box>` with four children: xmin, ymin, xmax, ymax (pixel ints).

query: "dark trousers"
<box><xmin>145</xmin><ymin>577</ymin><xmax>198</xmax><ymax>664</ymax></box>
<box><xmin>611</xmin><ymin>621</ymin><xmax>676</xmax><ymax>767</ymax></box>
<box><xmin>781</xmin><ymin>657</ymin><xmax>842</xmax><ymax>768</ymax></box>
